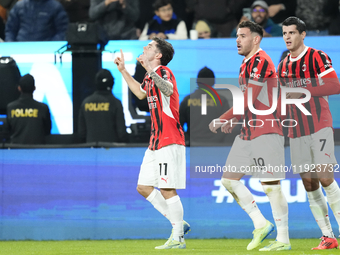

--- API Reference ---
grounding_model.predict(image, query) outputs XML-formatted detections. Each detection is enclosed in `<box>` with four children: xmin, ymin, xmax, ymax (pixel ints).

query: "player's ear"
<box><xmin>155</xmin><ymin>52</ymin><xmax>163</xmax><ymax>61</ymax></box>
<box><xmin>301</xmin><ymin>31</ymin><xmax>306</xmax><ymax>40</ymax></box>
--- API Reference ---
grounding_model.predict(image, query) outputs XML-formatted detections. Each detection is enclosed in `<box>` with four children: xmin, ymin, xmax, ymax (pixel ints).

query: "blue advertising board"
<box><xmin>0</xmin><ymin>146</ymin><xmax>339</xmax><ymax>240</ymax></box>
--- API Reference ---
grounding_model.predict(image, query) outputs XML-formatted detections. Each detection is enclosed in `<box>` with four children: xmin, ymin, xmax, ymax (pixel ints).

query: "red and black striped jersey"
<box><xmin>238</xmin><ymin>49</ymin><xmax>283</xmax><ymax>140</ymax></box>
<box><xmin>277</xmin><ymin>47</ymin><xmax>334</xmax><ymax>138</ymax></box>
<box><xmin>141</xmin><ymin>65</ymin><xmax>185</xmax><ymax>150</ymax></box>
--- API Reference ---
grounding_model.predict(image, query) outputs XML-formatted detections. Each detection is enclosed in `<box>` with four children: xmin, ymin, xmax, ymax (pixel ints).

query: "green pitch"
<box><xmin>0</xmin><ymin>239</ymin><xmax>338</xmax><ymax>255</ymax></box>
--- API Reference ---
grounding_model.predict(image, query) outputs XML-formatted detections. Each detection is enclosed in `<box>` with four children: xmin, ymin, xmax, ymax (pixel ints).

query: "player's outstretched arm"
<box><xmin>114</xmin><ymin>49</ymin><xmax>146</xmax><ymax>100</ymax></box>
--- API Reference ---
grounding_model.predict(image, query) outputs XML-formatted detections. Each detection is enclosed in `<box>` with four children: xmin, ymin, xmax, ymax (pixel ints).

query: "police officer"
<box><xmin>78</xmin><ymin>69</ymin><xmax>129</xmax><ymax>143</ymax></box>
<box><xmin>6</xmin><ymin>74</ymin><xmax>52</xmax><ymax>144</ymax></box>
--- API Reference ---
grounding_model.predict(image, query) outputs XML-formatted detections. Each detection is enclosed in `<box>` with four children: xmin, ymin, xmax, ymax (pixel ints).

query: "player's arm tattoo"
<box><xmin>149</xmin><ymin>71</ymin><xmax>173</xmax><ymax>96</ymax></box>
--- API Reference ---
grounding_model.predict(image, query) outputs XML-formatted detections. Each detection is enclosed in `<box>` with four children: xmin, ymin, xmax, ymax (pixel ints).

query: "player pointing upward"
<box><xmin>114</xmin><ymin>37</ymin><xmax>189</xmax><ymax>249</ymax></box>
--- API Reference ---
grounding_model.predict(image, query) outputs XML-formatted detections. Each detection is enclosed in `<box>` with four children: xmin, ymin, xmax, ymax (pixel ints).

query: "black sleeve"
<box><xmin>43</xmin><ymin>104</ymin><xmax>52</xmax><ymax>135</ymax></box>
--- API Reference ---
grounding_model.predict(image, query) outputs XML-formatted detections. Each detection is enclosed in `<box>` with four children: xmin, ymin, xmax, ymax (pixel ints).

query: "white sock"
<box><xmin>323</xmin><ymin>180</ymin><xmax>340</xmax><ymax>233</ymax></box>
<box><xmin>262</xmin><ymin>184</ymin><xmax>289</xmax><ymax>244</ymax></box>
<box><xmin>307</xmin><ymin>186</ymin><xmax>334</xmax><ymax>238</ymax></box>
<box><xmin>221</xmin><ymin>178</ymin><xmax>267</xmax><ymax>229</ymax></box>
<box><xmin>166</xmin><ymin>195</ymin><xmax>184</xmax><ymax>242</ymax></box>
<box><xmin>146</xmin><ymin>189</ymin><xmax>170</xmax><ymax>221</ymax></box>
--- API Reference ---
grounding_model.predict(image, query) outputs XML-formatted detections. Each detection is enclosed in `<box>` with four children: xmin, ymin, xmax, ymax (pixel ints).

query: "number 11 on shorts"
<box><xmin>159</xmin><ymin>163</ymin><xmax>168</xmax><ymax>176</ymax></box>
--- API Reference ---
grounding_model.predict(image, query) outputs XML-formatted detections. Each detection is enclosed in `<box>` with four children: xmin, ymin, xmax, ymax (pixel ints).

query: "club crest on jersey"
<box><xmin>302</xmin><ymin>63</ymin><xmax>306</xmax><ymax>72</ymax></box>
<box><xmin>250</xmin><ymin>67</ymin><xmax>260</xmax><ymax>79</ymax></box>
<box><xmin>161</xmin><ymin>68</ymin><xmax>168</xmax><ymax>81</ymax></box>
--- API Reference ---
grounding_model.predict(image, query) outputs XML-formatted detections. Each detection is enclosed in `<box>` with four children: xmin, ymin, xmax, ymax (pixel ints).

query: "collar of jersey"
<box><xmin>244</xmin><ymin>48</ymin><xmax>262</xmax><ymax>63</ymax></box>
<box><xmin>147</xmin><ymin>65</ymin><xmax>161</xmax><ymax>78</ymax></box>
<box><xmin>289</xmin><ymin>46</ymin><xmax>309</xmax><ymax>62</ymax></box>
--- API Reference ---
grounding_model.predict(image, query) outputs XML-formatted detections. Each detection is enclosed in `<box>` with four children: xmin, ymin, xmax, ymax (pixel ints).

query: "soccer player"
<box><xmin>278</xmin><ymin>16</ymin><xmax>340</xmax><ymax>250</ymax></box>
<box><xmin>209</xmin><ymin>20</ymin><xmax>291</xmax><ymax>251</ymax></box>
<box><xmin>114</xmin><ymin>37</ymin><xmax>189</xmax><ymax>249</ymax></box>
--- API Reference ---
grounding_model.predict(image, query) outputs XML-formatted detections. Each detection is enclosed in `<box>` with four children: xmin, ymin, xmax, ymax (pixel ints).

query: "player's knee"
<box><xmin>320</xmin><ymin>178</ymin><xmax>334</xmax><ymax>188</ymax></box>
<box><xmin>302</xmin><ymin>178</ymin><xmax>319</xmax><ymax>192</ymax></box>
<box><xmin>221</xmin><ymin>178</ymin><xmax>238</xmax><ymax>192</ymax></box>
<box><xmin>262</xmin><ymin>182</ymin><xmax>281</xmax><ymax>195</ymax></box>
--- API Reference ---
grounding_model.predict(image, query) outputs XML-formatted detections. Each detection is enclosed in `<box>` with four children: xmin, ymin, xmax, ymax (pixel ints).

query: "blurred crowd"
<box><xmin>0</xmin><ymin>0</ymin><xmax>339</xmax><ymax>42</ymax></box>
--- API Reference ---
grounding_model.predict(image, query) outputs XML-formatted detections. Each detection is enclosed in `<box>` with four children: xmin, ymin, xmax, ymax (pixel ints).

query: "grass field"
<box><xmin>0</xmin><ymin>239</ymin><xmax>338</xmax><ymax>255</ymax></box>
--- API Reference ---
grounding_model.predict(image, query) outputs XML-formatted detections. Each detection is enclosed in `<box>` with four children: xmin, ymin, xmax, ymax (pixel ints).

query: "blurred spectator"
<box><xmin>231</xmin><ymin>0</ymin><xmax>282</xmax><ymax>37</ymax></box>
<box><xmin>329</xmin><ymin>1</ymin><xmax>340</xmax><ymax>35</ymax></box>
<box><xmin>78</xmin><ymin>69</ymin><xmax>129</xmax><ymax>143</ymax></box>
<box><xmin>5</xmin><ymin>0</ymin><xmax>68</xmax><ymax>42</ymax></box>
<box><xmin>0</xmin><ymin>14</ymin><xmax>4</xmax><ymax>40</ymax></box>
<box><xmin>267</xmin><ymin>0</ymin><xmax>296</xmax><ymax>24</ymax></box>
<box><xmin>194</xmin><ymin>0</ymin><xmax>240</xmax><ymax>38</ymax></box>
<box><xmin>179</xmin><ymin>67</ymin><xmax>230</xmax><ymax>145</ymax></box>
<box><xmin>57</xmin><ymin>0</ymin><xmax>90</xmax><ymax>23</ymax></box>
<box><xmin>296</xmin><ymin>0</ymin><xmax>339</xmax><ymax>36</ymax></box>
<box><xmin>6</xmin><ymin>74</ymin><xmax>51</xmax><ymax>144</ymax></box>
<box><xmin>0</xmin><ymin>0</ymin><xmax>17</xmax><ymax>20</ymax></box>
<box><xmin>135</xmin><ymin>0</ymin><xmax>154</xmax><ymax>38</ymax></box>
<box><xmin>139</xmin><ymin>0</ymin><xmax>187</xmax><ymax>40</ymax></box>
<box><xmin>89</xmin><ymin>0</ymin><xmax>139</xmax><ymax>40</ymax></box>
<box><xmin>194</xmin><ymin>20</ymin><xmax>213</xmax><ymax>39</ymax></box>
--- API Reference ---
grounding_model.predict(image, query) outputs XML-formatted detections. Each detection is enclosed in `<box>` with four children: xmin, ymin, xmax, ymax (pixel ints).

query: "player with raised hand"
<box><xmin>278</xmin><ymin>16</ymin><xmax>340</xmax><ymax>250</ymax></box>
<box><xmin>114</xmin><ymin>37</ymin><xmax>190</xmax><ymax>249</ymax></box>
<box><xmin>209</xmin><ymin>20</ymin><xmax>291</xmax><ymax>251</ymax></box>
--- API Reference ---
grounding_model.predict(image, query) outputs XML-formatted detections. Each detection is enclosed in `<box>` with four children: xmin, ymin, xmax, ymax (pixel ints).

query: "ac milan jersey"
<box><xmin>141</xmin><ymin>66</ymin><xmax>185</xmax><ymax>150</ymax></box>
<box><xmin>277</xmin><ymin>47</ymin><xmax>334</xmax><ymax>138</ymax></box>
<box><xmin>238</xmin><ymin>49</ymin><xmax>282</xmax><ymax>140</ymax></box>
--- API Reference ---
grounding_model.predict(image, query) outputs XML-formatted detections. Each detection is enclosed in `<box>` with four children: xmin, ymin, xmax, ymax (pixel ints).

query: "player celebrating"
<box><xmin>209</xmin><ymin>20</ymin><xmax>291</xmax><ymax>251</ymax></box>
<box><xmin>278</xmin><ymin>17</ymin><xmax>340</xmax><ymax>250</ymax></box>
<box><xmin>114</xmin><ymin>37</ymin><xmax>189</xmax><ymax>249</ymax></box>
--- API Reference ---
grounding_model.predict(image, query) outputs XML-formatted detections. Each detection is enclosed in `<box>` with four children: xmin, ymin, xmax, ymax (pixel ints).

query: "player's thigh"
<box><xmin>311</xmin><ymin>127</ymin><xmax>337</xmax><ymax>165</ymax></box>
<box><xmin>290</xmin><ymin>135</ymin><xmax>313</xmax><ymax>174</ymax></box>
<box><xmin>138</xmin><ymin>149</ymin><xmax>158</xmax><ymax>187</ymax></box>
<box><xmin>155</xmin><ymin>144</ymin><xmax>186</xmax><ymax>189</ymax></box>
<box><xmin>311</xmin><ymin>127</ymin><xmax>338</xmax><ymax>179</ymax></box>
<box><xmin>224</xmin><ymin>136</ymin><xmax>253</xmax><ymax>177</ymax></box>
<box><xmin>251</xmin><ymin>134</ymin><xmax>285</xmax><ymax>181</ymax></box>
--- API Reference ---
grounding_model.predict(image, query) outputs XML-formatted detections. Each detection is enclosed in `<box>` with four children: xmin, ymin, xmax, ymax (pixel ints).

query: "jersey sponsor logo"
<box><xmin>239</xmin><ymin>84</ymin><xmax>247</xmax><ymax>92</ymax></box>
<box><xmin>147</xmin><ymin>95</ymin><xmax>158</xmax><ymax>110</ymax></box>
<box><xmin>85</xmin><ymin>103</ymin><xmax>110</xmax><ymax>111</ymax></box>
<box><xmin>285</xmin><ymin>78</ymin><xmax>311</xmax><ymax>88</ymax></box>
<box><xmin>11</xmin><ymin>108</ymin><xmax>38</xmax><ymax>118</ymax></box>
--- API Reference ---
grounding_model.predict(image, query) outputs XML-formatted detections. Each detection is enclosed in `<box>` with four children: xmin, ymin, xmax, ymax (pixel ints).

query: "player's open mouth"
<box><xmin>286</xmin><ymin>42</ymin><xmax>291</xmax><ymax>46</ymax></box>
<box><xmin>237</xmin><ymin>45</ymin><xmax>241</xmax><ymax>50</ymax></box>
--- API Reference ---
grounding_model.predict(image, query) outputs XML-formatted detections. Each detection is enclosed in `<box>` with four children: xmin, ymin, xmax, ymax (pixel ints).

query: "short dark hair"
<box><xmin>238</xmin><ymin>20</ymin><xmax>263</xmax><ymax>38</ymax></box>
<box><xmin>282</xmin><ymin>16</ymin><xmax>306</xmax><ymax>34</ymax></box>
<box><xmin>19</xmin><ymin>74</ymin><xmax>35</xmax><ymax>93</ymax></box>
<box><xmin>152</xmin><ymin>37</ymin><xmax>174</xmax><ymax>66</ymax></box>
<box><xmin>153</xmin><ymin>0</ymin><xmax>172</xmax><ymax>11</ymax></box>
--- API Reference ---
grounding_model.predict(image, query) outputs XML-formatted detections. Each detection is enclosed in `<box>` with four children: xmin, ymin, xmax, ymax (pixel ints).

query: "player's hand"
<box><xmin>209</xmin><ymin>118</ymin><xmax>223</xmax><ymax>133</ymax></box>
<box><xmin>156</xmin><ymin>32</ymin><xmax>167</xmax><ymax>39</ymax></box>
<box><xmin>148</xmin><ymin>33</ymin><xmax>157</xmax><ymax>39</ymax></box>
<box><xmin>221</xmin><ymin>117</ymin><xmax>238</xmax><ymax>133</ymax></box>
<box><xmin>136</xmin><ymin>53</ymin><xmax>152</xmax><ymax>73</ymax></box>
<box><xmin>286</xmin><ymin>92</ymin><xmax>304</xmax><ymax>99</ymax></box>
<box><xmin>114</xmin><ymin>49</ymin><xmax>125</xmax><ymax>72</ymax></box>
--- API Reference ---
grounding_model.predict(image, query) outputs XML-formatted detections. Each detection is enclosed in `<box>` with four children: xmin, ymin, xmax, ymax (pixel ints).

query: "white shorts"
<box><xmin>138</xmin><ymin>144</ymin><xmax>186</xmax><ymax>189</ymax></box>
<box><xmin>290</xmin><ymin>127</ymin><xmax>337</xmax><ymax>173</ymax></box>
<box><xmin>225</xmin><ymin>134</ymin><xmax>285</xmax><ymax>182</ymax></box>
